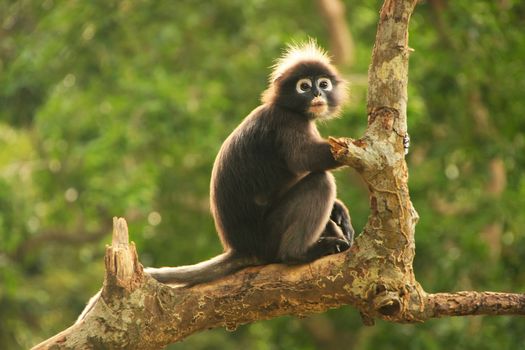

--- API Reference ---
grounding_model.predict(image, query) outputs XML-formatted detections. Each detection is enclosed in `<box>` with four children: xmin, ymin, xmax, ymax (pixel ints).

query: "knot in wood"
<box><xmin>370</xmin><ymin>283</ymin><xmax>403</xmax><ymax>317</ymax></box>
<box><xmin>368</xmin><ymin>107</ymin><xmax>399</xmax><ymax>132</ymax></box>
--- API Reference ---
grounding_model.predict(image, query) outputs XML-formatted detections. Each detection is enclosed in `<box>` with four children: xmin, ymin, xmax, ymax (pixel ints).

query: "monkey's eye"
<box><xmin>317</xmin><ymin>77</ymin><xmax>333</xmax><ymax>91</ymax></box>
<box><xmin>296</xmin><ymin>78</ymin><xmax>312</xmax><ymax>93</ymax></box>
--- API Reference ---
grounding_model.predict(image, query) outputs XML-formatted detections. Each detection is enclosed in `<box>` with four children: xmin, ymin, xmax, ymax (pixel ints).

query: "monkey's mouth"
<box><xmin>308</xmin><ymin>98</ymin><xmax>328</xmax><ymax>116</ymax></box>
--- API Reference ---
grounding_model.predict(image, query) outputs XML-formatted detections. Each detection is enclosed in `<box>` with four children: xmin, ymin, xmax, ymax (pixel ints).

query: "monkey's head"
<box><xmin>262</xmin><ymin>40</ymin><xmax>347</xmax><ymax>120</ymax></box>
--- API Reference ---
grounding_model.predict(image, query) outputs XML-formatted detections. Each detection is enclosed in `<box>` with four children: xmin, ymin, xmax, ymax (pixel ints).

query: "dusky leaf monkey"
<box><xmin>146</xmin><ymin>40</ymin><xmax>354</xmax><ymax>284</ymax></box>
<box><xmin>77</xmin><ymin>40</ymin><xmax>353</xmax><ymax>322</ymax></box>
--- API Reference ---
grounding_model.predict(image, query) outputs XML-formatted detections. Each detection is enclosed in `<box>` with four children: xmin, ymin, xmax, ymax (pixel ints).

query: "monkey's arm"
<box><xmin>287</xmin><ymin>140</ymin><xmax>342</xmax><ymax>173</ymax></box>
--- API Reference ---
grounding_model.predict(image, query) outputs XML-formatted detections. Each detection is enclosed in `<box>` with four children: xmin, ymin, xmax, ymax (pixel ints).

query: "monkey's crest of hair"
<box><xmin>269</xmin><ymin>39</ymin><xmax>332</xmax><ymax>83</ymax></box>
<box><xmin>261</xmin><ymin>39</ymin><xmax>346</xmax><ymax>108</ymax></box>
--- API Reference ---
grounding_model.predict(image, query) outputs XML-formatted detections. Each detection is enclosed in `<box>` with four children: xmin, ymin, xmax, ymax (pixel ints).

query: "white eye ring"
<box><xmin>317</xmin><ymin>78</ymin><xmax>333</xmax><ymax>91</ymax></box>
<box><xmin>296</xmin><ymin>78</ymin><xmax>312</xmax><ymax>93</ymax></box>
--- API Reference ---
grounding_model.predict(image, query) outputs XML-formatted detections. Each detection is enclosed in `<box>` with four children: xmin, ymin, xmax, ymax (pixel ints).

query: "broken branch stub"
<box><xmin>105</xmin><ymin>217</ymin><xmax>143</xmax><ymax>291</ymax></box>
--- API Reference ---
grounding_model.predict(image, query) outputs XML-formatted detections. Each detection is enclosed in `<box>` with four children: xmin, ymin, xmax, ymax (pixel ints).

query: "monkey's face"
<box><xmin>295</xmin><ymin>76</ymin><xmax>333</xmax><ymax>118</ymax></box>
<box><xmin>271</xmin><ymin>62</ymin><xmax>346</xmax><ymax>120</ymax></box>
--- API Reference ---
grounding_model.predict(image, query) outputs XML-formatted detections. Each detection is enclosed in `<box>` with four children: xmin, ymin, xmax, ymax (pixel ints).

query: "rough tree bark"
<box><xmin>33</xmin><ymin>1</ymin><xmax>525</xmax><ymax>349</ymax></box>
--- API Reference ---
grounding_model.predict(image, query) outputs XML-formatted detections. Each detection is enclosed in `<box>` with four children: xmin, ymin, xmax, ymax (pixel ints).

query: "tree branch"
<box><xmin>425</xmin><ymin>292</ymin><xmax>525</xmax><ymax>318</ymax></box>
<box><xmin>11</xmin><ymin>227</ymin><xmax>108</xmax><ymax>260</ymax></box>
<box><xmin>317</xmin><ymin>0</ymin><xmax>355</xmax><ymax>67</ymax></box>
<box><xmin>32</xmin><ymin>1</ymin><xmax>525</xmax><ymax>349</ymax></box>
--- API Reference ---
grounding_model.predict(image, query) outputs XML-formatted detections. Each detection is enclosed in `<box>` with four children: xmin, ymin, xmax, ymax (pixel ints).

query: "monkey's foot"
<box><xmin>307</xmin><ymin>237</ymin><xmax>350</xmax><ymax>261</ymax></box>
<box><xmin>330</xmin><ymin>201</ymin><xmax>355</xmax><ymax>244</ymax></box>
<box><xmin>403</xmin><ymin>133</ymin><xmax>410</xmax><ymax>155</ymax></box>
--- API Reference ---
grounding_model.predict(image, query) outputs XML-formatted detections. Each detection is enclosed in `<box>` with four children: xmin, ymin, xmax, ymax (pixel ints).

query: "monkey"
<box><xmin>145</xmin><ymin>40</ymin><xmax>354</xmax><ymax>285</ymax></box>
<box><xmin>77</xmin><ymin>41</ymin><xmax>353</xmax><ymax>323</ymax></box>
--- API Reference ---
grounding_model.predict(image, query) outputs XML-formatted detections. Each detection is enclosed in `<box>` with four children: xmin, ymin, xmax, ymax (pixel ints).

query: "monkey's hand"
<box><xmin>328</xmin><ymin>136</ymin><xmax>352</xmax><ymax>163</ymax></box>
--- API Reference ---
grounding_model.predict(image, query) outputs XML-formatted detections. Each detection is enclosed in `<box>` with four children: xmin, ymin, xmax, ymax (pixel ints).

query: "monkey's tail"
<box><xmin>144</xmin><ymin>251</ymin><xmax>260</xmax><ymax>286</ymax></box>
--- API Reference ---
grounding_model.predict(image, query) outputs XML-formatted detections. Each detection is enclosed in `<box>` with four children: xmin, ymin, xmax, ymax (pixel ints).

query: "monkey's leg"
<box><xmin>266</xmin><ymin>172</ymin><xmax>348</xmax><ymax>263</ymax></box>
<box><xmin>329</xmin><ymin>199</ymin><xmax>355</xmax><ymax>244</ymax></box>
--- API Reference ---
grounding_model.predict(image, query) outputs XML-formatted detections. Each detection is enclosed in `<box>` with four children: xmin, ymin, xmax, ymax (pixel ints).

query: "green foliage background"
<box><xmin>1</xmin><ymin>0</ymin><xmax>524</xmax><ymax>349</ymax></box>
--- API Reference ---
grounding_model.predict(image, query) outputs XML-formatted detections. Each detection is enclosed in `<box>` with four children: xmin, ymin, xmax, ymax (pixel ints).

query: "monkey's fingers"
<box><xmin>328</xmin><ymin>136</ymin><xmax>350</xmax><ymax>150</ymax></box>
<box><xmin>328</xmin><ymin>136</ymin><xmax>354</xmax><ymax>161</ymax></box>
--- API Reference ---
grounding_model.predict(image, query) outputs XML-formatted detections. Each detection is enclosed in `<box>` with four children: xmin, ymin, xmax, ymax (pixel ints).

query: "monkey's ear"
<box><xmin>332</xmin><ymin>77</ymin><xmax>350</xmax><ymax>110</ymax></box>
<box><xmin>261</xmin><ymin>85</ymin><xmax>276</xmax><ymax>104</ymax></box>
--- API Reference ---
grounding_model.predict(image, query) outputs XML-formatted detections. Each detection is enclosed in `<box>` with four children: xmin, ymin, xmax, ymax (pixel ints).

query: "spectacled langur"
<box><xmin>146</xmin><ymin>40</ymin><xmax>354</xmax><ymax>284</ymax></box>
<box><xmin>77</xmin><ymin>40</ymin><xmax>354</xmax><ymax>322</ymax></box>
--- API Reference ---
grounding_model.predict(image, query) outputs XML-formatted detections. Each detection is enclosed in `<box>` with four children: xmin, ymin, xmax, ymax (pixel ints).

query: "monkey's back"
<box><xmin>210</xmin><ymin>104</ymin><xmax>298</xmax><ymax>260</ymax></box>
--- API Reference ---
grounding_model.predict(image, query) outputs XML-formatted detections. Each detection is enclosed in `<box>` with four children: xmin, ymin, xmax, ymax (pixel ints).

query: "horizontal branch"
<box><xmin>33</xmin><ymin>223</ymin><xmax>525</xmax><ymax>349</ymax></box>
<box><xmin>12</xmin><ymin>227</ymin><xmax>108</xmax><ymax>259</ymax></box>
<box><xmin>424</xmin><ymin>292</ymin><xmax>525</xmax><ymax>318</ymax></box>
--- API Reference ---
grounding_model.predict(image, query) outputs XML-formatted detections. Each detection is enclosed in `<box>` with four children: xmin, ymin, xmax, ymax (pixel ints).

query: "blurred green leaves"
<box><xmin>1</xmin><ymin>0</ymin><xmax>525</xmax><ymax>349</ymax></box>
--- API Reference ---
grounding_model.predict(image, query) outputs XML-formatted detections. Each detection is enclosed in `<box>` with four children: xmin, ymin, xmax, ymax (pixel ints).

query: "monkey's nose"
<box><xmin>312</xmin><ymin>88</ymin><xmax>322</xmax><ymax>97</ymax></box>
